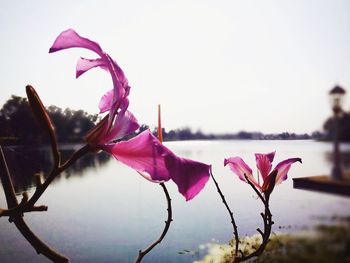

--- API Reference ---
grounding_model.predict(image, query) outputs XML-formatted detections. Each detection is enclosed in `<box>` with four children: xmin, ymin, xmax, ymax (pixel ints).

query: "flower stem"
<box><xmin>235</xmin><ymin>175</ymin><xmax>274</xmax><ymax>262</ymax></box>
<box><xmin>210</xmin><ymin>168</ymin><xmax>239</xmax><ymax>257</ymax></box>
<box><xmin>135</xmin><ymin>182</ymin><xmax>173</xmax><ymax>263</ymax></box>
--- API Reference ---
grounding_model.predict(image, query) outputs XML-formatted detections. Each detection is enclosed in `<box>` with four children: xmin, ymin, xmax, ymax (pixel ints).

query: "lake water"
<box><xmin>1</xmin><ymin>140</ymin><xmax>350</xmax><ymax>262</ymax></box>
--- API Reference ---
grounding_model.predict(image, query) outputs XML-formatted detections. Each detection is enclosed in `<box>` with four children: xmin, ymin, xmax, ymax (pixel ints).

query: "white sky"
<box><xmin>1</xmin><ymin>0</ymin><xmax>350</xmax><ymax>134</ymax></box>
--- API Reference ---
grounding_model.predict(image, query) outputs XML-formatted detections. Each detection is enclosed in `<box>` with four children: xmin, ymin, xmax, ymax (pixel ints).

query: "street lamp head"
<box><xmin>329</xmin><ymin>85</ymin><xmax>346</xmax><ymax>115</ymax></box>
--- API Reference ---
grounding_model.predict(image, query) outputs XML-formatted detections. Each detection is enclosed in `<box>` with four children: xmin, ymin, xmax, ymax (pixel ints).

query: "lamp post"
<box><xmin>329</xmin><ymin>85</ymin><xmax>346</xmax><ymax>180</ymax></box>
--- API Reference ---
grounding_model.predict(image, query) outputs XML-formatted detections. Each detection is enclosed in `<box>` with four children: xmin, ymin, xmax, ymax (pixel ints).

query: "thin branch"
<box><xmin>256</xmin><ymin>228</ymin><xmax>264</xmax><ymax>237</ymax></box>
<box><xmin>135</xmin><ymin>182</ymin><xmax>172</xmax><ymax>263</ymax></box>
<box><xmin>0</xmin><ymin>192</ymin><xmax>47</xmax><ymax>219</ymax></box>
<box><xmin>244</xmin><ymin>175</ymin><xmax>266</xmax><ymax>206</ymax></box>
<box><xmin>210</xmin><ymin>168</ymin><xmax>239</xmax><ymax>257</ymax></box>
<box><xmin>0</xmin><ymin>146</ymin><xmax>18</xmax><ymax>208</ymax></box>
<box><xmin>0</xmin><ymin>204</ymin><xmax>47</xmax><ymax>218</ymax></box>
<box><xmin>11</xmin><ymin>217</ymin><xmax>69</xmax><ymax>263</ymax></box>
<box><xmin>234</xmin><ymin>175</ymin><xmax>273</xmax><ymax>262</ymax></box>
<box><xmin>0</xmin><ymin>145</ymin><xmax>69</xmax><ymax>262</ymax></box>
<box><xmin>1</xmin><ymin>144</ymin><xmax>90</xmax><ymax>218</ymax></box>
<box><xmin>24</xmin><ymin>144</ymin><xmax>91</xmax><ymax>210</ymax></box>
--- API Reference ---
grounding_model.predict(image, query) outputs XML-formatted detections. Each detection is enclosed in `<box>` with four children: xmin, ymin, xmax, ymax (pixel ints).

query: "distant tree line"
<box><xmin>0</xmin><ymin>95</ymin><xmax>327</xmax><ymax>146</ymax></box>
<box><xmin>150</xmin><ymin>127</ymin><xmax>314</xmax><ymax>141</ymax></box>
<box><xmin>0</xmin><ymin>95</ymin><xmax>98</xmax><ymax>145</ymax></box>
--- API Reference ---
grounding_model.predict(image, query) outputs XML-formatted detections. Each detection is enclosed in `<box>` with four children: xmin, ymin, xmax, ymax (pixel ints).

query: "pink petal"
<box><xmin>76</xmin><ymin>57</ymin><xmax>108</xmax><ymax>78</ymax></box>
<box><xmin>266</xmin><ymin>151</ymin><xmax>275</xmax><ymax>162</ymax></box>
<box><xmin>49</xmin><ymin>29</ymin><xmax>103</xmax><ymax>56</ymax></box>
<box><xmin>165</xmin><ymin>156</ymin><xmax>210</xmax><ymax>201</ymax></box>
<box><xmin>102</xmin><ymin>130</ymin><xmax>210</xmax><ymax>201</ymax></box>
<box><xmin>104</xmin><ymin>95</ymin><xmax>130</xmax><ymax>141</ymax></box>
<box><xmin>224</xmin><ymin>157</ymin><xmax>252</xmax><ymax>181</ymax></box>
<box><xmin>98</xmin><ymin>89</ymin><xmax>114</xmax><ymax>113</ymax></box>
<box><xmin>106</xmin><ymin>53</ymin><xmax>128</xmax><ymax>88</ymax></box>
<box><xmin>224</xmin><ymin>157</ymin><xmax>261</xmax><ymax>189</ymax></box>
<box><xmin>105</xmin><ymin>54</ymin><xmax>128</xmax><ymax>127</ymax></box>
<box><xmin>120</xmin><ymin>96</ymin><xmax>130</xmax><ymax>111</ymax></box>
<box><xmin>255</xmin><ymin>151</ymin><xmax>275</xmax><ymax>181</ymax></box>
<box><xmin>274</xmin><ymin>158</ymin><xmax>302</xmax><ymax>184</ymax></box>
<box><xmin>99</xmin><ymin>110</ymin><xmax>139</xmax><ymax>144</ymax></box>
<box><xmin>103</xmin><ymin>130</ymin><xmax>172</xmax><ymax>182</ymax></box>
<box><xmin>49</xmin><ymin>29</ymin><xmax>131</xmax><ymax>135</ymax></box>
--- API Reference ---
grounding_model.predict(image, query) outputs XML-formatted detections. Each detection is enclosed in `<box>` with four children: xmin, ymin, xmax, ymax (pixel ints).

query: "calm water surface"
<box><xmin>1</xmin><ymin>140</ymin><xmax>350</xmax><ymax>262</ymax></box>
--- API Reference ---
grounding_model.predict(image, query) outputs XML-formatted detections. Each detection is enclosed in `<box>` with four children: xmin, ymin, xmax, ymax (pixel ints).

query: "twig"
<box><xmin>0</xmin><ymin>145</ymin><xmax>69</xmax><ymax>262</ymax></box>
<box><xmin>244</xmin><ymin>175</ymin><xmax>266</xmax><ymax>206</ymax></box>
<box><xmin>24</xmin><ymin>144</ymin><xmax>91</xmax><ymax>210</ymax></box>
<box><xmin>0</xmin><ymin>147</ymin><xmax>17</xmax><ymax>208</ymax></box>
<box><xmin>235</xmin><ymin>175</ymin><xmax>273</xmax><ymax>262</ymax></box>
<box><xmin>135</xmin><ymin>182</ymin><xmax>172</xmax><ymax>263</ymax></box>
<box><xmin>210</xmin><ymin>168</ymin><xmax>239</xmax><ymax>257</ymax></box>
<box><xmin>0</xmin><ymin>192</ymin><xmax>47</xmax><ymax>220</ymax></box>
<box><xmin>1</xmin><ymin>144</ymin><xmax>90</xmax><ymax>219</ymax></box>
<box><xmin>0</xmin><ymin>203</ymin><xmax>47</xmax><ymax>218</ymax></box>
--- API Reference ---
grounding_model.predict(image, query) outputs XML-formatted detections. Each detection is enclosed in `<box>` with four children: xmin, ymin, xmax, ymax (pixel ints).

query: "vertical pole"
<box><xmin>332</xmin><ymin>115</ymin><xmax>343</xmax><ymax>180</ymax></box>
<box><xmin>157</xmin><ymin>104</ymin><xmax>163</xmax><ymax>143</ymax></box>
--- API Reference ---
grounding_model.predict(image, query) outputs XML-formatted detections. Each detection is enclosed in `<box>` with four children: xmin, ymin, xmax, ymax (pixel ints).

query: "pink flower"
<box><xmin>224</xmin><ymin>152</ymin><xmax>301</xmax><ymax>195</ymax></box>
<box><xmin>49</xmin><ymin>29</ymin><xmax>136</xmax><ymax>145</ymax></box>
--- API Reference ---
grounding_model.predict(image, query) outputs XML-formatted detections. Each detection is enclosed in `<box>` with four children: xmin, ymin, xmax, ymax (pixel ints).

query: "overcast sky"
<box><xmin>1</xmin><ymin>0</ymin><xmax>350</xmax><ymax>134</ymax></box>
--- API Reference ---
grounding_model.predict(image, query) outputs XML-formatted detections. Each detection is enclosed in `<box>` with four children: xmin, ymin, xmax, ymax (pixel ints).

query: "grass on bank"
<box><xmin>192</xmin><ymin>216</ymin><xmax>350</xmax><ymax>263</ymax></box>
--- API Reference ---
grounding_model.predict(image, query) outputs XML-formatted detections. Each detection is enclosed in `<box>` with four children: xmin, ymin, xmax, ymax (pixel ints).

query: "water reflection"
<box><xmin>1</xmin><ymin>145</ymin><xmax>110</xmax><ymax>194</ymax></box>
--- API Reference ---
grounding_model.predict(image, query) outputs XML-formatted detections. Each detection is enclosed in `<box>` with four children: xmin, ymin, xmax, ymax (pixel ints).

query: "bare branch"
<box><xmin>210</xmin><ymin>168</ymin><xmax>239</xmax><ymax>257</ymax></box>
<box><xmin>135</xmin><ymin>182</ymin><xmax>173</xmax><ymax>263</ymax></box>
<box><xmin>234</xmin><ymin>175</ymin><xmax>273</xmax><ymax>262</ymax></box>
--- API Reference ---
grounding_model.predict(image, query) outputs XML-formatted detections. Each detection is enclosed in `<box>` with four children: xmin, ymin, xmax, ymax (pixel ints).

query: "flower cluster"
<box><xmin>225</xmin><ymin>151</ymin><xmax>301</xmax><ymax>196</ymax></box>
